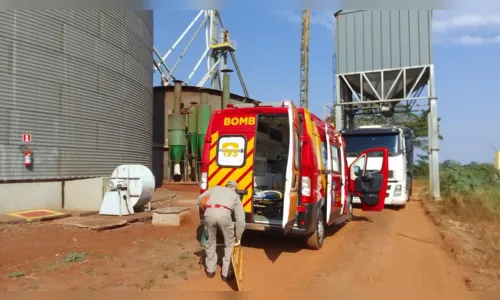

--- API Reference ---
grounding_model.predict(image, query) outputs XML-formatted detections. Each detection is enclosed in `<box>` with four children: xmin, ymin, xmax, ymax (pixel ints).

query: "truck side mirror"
<box><xmin>354</xmin><ymin>165</ymin><xmax>362</xmax><ymax>177</ymax></box>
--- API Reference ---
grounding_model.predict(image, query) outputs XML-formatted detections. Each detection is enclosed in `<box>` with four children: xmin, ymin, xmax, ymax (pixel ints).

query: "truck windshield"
<box><xmin>343</xmin><ymin>133</ymin><xmax>400</xmax><ymax>156</ymax></box>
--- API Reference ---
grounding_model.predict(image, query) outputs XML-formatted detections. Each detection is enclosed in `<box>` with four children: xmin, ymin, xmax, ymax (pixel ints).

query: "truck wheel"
<box><xmin>346</xmin><ymin>196</ymin><xmax>353</xmax><ymax>222</ymax></box>
<box><xmin>407</xmin><ymin>176</ymin><xmax>412</xmax><ymax>200</ymax></box>
<box><xmin>305</xmin><ymin>210</ymin><xmax>325</xmax><ymax>250</ymax></box>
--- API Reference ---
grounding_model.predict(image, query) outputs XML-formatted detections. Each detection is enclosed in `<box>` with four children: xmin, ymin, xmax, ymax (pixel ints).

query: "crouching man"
<box><xmin>197</xmin><ymin>180</ymin><xmax>246</xmax><ymax>281</ymax></box>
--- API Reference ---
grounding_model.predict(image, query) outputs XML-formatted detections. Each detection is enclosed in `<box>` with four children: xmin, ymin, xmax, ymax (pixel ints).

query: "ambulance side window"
<box><xmin>331</xmin><ymin>145</ymin><xmax>341</xmax><ymax>173</ymax></box>
<box><xmin>216</xmin><ymin>135</ymin><xmax>247</xmax><ymax>167</ymax></box>
<box><xmin>321</xmin><ymin>142</ymin><xmax>327</xmax><ymax>168</ymax></box>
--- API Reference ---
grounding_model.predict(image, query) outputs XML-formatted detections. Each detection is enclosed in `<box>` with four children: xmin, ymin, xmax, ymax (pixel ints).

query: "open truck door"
<box><xmin>282</xmin><ymin>101</ymin><xmax>300</xmax><ymax>234</ymax></box>
<box><xmin>348</xmin><ymin>148</ymin><xmax>389</xmax><ymax>212</ymax></box>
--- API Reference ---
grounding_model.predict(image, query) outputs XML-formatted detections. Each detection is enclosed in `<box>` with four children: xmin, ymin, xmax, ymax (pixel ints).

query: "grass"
<box><xmin>437</xmin><ymin>185</ymin><xmax>500</xmax><ymax>222</ymax></box>
<box><xmin>433</xmin><ymin>161</ymin><xmax>500</xmax><ymax>222</ymax></box>
<box><xmin>420</xmin><ymin>163</ymin><xmax>500</xmax><ymax>291</ymax></box>
<box><xmin>62</xmin><ymin>252</ymin><xmax>88</xmax><ymax>263</ymax></box>
<box><xmin>7</xmin><ymin>271</ymin><xmax>24</xmax><ymax>278</ymax></box>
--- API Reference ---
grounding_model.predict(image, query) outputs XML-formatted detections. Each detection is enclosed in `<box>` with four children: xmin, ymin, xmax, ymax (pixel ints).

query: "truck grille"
<box><xmin>367</xmin><ymin>170</ymin><xmax>394</xmax><ymax>179</ymax></box>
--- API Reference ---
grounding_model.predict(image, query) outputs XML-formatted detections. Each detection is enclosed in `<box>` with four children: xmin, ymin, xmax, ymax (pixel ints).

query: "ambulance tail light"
<box><xmin>200</xmin><ymin>172</ymin><xmax>208</xmax><ymax>191</ymax></box>
<box><xmin>301</xmin><ymin>176</ymin><xmax>311</xmax><ymax>197</ymax></box>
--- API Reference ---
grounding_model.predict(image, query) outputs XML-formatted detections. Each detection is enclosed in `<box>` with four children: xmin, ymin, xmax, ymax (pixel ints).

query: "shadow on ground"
<box><xmin>194</xmin><ymin>245</ymin><xmax>239</xmax><ymax>291</ymax></box>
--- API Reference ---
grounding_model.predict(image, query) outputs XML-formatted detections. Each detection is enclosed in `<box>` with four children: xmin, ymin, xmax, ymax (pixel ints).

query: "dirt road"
<box><xmin>172</xmin><ymin>199</ymin><xmax>481</xmax><ymax>295</ymax></box>
<box><xmin>1</xmin><ymin>185</ymin><xmax>494</xmax><ymax>297</ymax></box>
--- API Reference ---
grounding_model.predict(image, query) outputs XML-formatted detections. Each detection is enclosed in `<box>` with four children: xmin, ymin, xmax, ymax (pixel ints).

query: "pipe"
<box><xmin>197</xmin><ymin>88</ymin><xmax>212</xmax><ymax>158</ymax></box>
<box><xmin>200</xmin><ymin>88</ymin><xmax>209</xmax><ymax>104</ymax></box>
<box><xmin>173</xmin><ymin>80</ymin><xmax>183</xmax><ymax>113</ymax></box>
<box><xmin>187</xmin><ymin>102</ymin><xmax>198</xmax><ymax>156</ymax></box>
<box><xmin>163</xmin><ymin>89</ymin><xmax>169</xmax><ymax>148</ymax></box>
<box><xmin>170</xmin><ymin>79</ymin><xmax>186</xmax><ymax>181</ymax></box>
<box><xmin>221</xmin><ymin>69</ymin><xmax>233</xmax><ymax>109</ymax></box>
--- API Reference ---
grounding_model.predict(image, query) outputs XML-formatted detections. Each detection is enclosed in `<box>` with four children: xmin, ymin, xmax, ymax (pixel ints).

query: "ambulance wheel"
<box><xmin>305</xmin><ymin>210</ymin><xmax>325</xmax><ymax>250</ymax></box>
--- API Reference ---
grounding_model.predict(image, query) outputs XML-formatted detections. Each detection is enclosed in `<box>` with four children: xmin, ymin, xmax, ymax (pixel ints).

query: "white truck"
<box><xmin>341</xmin><ymin>125</ymin><xmax>414</xmax><ymax>208</ymax></box>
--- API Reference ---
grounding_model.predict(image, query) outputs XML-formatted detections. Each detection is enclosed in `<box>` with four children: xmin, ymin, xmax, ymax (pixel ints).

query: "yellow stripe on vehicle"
<box><xmin>208</xmin><ymin>137</ymin><xmax>255</xmax><ymax>192</ymax></box>
<box><xmin>209</xmin><ymin>131</ymin><xmax>219</xmax><ymax>162</ymax></box>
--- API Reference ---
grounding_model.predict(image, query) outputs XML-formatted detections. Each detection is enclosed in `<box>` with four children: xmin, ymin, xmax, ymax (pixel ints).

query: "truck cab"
<box><xmin>200</xmin><ymin>101</ymin><xmax>390</xmax><ymax>250</ymax></box>
<box><xmin>341</xmin><ymin>125</ymin><xmax>414</xmax><ymax>208</ymax></box>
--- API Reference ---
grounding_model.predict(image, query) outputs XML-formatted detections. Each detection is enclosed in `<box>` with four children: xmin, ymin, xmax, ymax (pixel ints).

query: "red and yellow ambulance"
<box><xmin>200</xmin><ymin>100</ymin><xmax>389</xmax><ymax>250</ymax></box>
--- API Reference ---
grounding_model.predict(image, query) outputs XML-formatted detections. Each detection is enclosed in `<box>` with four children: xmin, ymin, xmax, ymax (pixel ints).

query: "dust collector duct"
<box><xmin>168</xmin><ymin>80</ymin><xmax>187</xmax><ymax>181</ymax></box>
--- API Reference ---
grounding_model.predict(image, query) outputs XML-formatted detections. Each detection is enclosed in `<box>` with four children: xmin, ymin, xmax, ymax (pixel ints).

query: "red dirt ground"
<box><xmin>0</xmin><ymin>183</ymin><xmax>494</xmax><ymax>297</ymax></box>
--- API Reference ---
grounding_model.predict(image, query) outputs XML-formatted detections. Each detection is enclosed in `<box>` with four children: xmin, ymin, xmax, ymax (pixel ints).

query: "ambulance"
<box><xmin>199</xmin><ymin>101</ymin><xmax>389</xmax><ymax>250</ymax></box>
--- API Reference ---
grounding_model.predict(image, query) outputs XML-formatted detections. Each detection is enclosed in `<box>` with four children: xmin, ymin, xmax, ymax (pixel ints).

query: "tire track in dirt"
<box><xmin>304</xmin><ymin>201</ymin><xmax>471</xmax><ymax>293</ymax></box>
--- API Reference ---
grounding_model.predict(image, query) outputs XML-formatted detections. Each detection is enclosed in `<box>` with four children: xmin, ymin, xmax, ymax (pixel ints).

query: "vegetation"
<box><xmin>63</xmin><ymin>252</ymin><xmax>88</xmax><ymax>263</ymax></box>
<box><xmin>436</xmin><ymin>161</ymin><xmax>500</xmax><ymax>221</ymax></box>
<box><xmin>7</xmin><ymin>271</ymin><xmax>24</xmax><ymax>278</ymax></box>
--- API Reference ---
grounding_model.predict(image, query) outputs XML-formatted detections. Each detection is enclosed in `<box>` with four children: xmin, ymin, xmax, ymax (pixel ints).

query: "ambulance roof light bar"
<box><xmin>226</xmin><ymin>101</ymin><xmax>288</xmax><ymax>109</ymax></box>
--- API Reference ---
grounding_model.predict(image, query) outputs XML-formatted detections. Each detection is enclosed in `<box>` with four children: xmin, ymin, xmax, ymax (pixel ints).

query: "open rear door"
<box><xmin>324</xmin><ymin>123</ymin><xmax>333</xmax><ymax>222</ymax></box>
<box><xmin>282</xmin><ymin>101</ymin><xmax>300</xmax><ymax>234</ymax></box>
<box><xmin>348</xmin><ymin>147</ymin><xmax>389</xmax><ymax>212</ymax></box>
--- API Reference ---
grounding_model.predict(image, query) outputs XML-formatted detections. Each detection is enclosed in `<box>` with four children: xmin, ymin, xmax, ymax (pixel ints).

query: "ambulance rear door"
<box><xmin>282</xmin><ymin>101</ymin><xmax>300</xmax><ymax>234</ymax></box>
<box><xmin>208</xmin><ymin>113</ymin><xmax>257</xmax><ymax>219</ymax></box>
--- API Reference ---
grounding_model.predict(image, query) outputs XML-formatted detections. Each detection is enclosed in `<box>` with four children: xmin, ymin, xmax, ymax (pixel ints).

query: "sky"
<box><xmin>152</xmin><ymin>10</ymin><xmax>500</xmax><ymax>164</ymax></box>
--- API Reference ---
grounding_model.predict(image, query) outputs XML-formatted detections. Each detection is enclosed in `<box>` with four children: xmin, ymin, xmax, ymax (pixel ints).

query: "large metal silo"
<box><xmin>0</xmin><ymin>10</ymin><xmax>154</xmax><ymax>181</ymax></box>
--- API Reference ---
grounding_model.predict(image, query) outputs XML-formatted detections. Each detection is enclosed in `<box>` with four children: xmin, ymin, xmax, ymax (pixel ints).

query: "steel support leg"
<box><xmin>335</xmin><ymin>76</ymin><xmax>343</xmax><ymax>130</ymax></box>
<box><xmin>427</xmin><ymin>109</ymin><xmax>434</xmax><ymax>193</ymax></box>
<box><xmin>428</xmin><ymin>65</ymin><xmax>440</xmax><ymax>200</ymax></box>
<box><xmin>335</xmin><ymin>105</ymin><xmax>343</xmax><ymax>131</ymax></box>
<box><xmin>429</xmin><ymin>98</ymin><xmax>440</xmax><ymax>200</ymax></box>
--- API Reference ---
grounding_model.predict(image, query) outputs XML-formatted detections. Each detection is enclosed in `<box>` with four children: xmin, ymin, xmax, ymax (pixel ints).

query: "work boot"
<box><xmin>206</xmin><ymin>271</ymin><xmax>215</xmax><ymax>278</ymax></box>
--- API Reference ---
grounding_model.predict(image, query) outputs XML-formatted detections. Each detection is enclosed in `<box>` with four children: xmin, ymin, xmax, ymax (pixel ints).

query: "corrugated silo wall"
<box><xmin>335</xmin><ymin>10</ymin><xmax>433</xmax><ymax>74</ymax></box>
<box><xmin>0</xmin><ymin>10</ymin><xmax>154</xmax><ymax>181</ymax></box>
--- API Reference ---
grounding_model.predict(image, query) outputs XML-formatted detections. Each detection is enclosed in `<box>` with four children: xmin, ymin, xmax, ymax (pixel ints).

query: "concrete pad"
<box><xmin>118</xmin><ymin>211</ymin><xmax>154</xmax><ymax>223</ymax></box>
<box><xmin>151</xmin><ymin>188</ymin><xmax>177</xmax><ymax>203</ymax></box>
<box><xmin>54</xmin><ymin>217</ymin><xmax>128</xmax><ymax>231</ymax></box>
<box><xmin>63</xmin><ymin>210</ymin><xmax>99</xmax><ymax>217</ymax></box>
<box><xmin>156</xmin><ymin>207</ymin><xmax>191</xmax><ymax>214</ymax></box>
<box><xmin>152</xmin><ymin>207</ymin><xmax>191</xmax><ymax>226</ymax></box>
<box><xmin>0</xmin><ymin>214</ymin><xmax>27</xmax><ymax>225</ymax></box>
<box><xmin>171</xmin><ymin>199</ymin><xmax>197</xmax><ymax>206</ymax></box>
